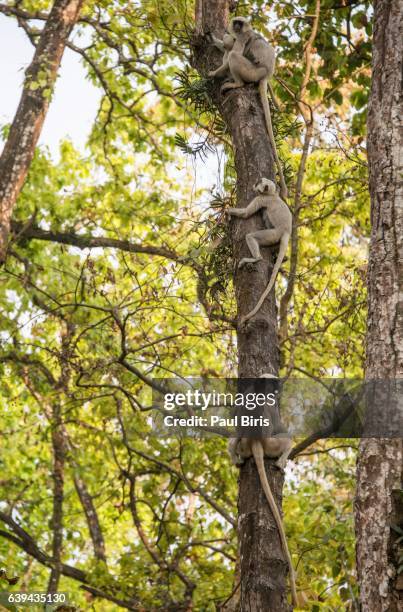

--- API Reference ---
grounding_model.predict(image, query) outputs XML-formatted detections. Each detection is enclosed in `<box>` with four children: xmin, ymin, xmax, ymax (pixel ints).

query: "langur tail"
<box><xmin>251</xmin><ymin>440</ymin><xmax>298</xmax><ymax>607</ymax></box>
<box><xmin>242</xmin><ymin>232</ymin><xmax>289</xmax><ymax>323</ymax></box>
<box><xmin>258</xmin><ymin>78</ymin><xmax>288</xmax><ymax>200</ymax></box>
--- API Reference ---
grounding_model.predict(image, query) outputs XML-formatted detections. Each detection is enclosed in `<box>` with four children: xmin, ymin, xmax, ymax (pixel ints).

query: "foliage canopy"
<box><xmin>0</xmin><ymin>0</ymin><xmax>371</xmax><ymax>609</ymax></box>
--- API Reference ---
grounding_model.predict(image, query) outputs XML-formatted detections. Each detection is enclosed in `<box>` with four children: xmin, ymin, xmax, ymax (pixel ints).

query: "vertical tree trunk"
<box><xmin>193</xmin><ymin>2</ymin><xmax>290</xmax><ymax>609</ymax></box>
<box><xmin>0</xmin><ymin>0</ymin><xmax>84</xmax><ymax>262</ymax></box>
<box><xmin>355</xmin><ymin>2</ymin><xmax>403</xmax><ymax>611</ymax></box>
<box><xmin>48</xmin><ymin>403</ymin><xmax>65</xmax><ymax>593</ymax></box>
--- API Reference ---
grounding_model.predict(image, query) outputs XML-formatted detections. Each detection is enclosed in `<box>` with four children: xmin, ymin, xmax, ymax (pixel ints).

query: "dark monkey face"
<box><xmin>232</xmin><ymin>20</ymin><xmax>244</xmax><ymax>33</ymax></box>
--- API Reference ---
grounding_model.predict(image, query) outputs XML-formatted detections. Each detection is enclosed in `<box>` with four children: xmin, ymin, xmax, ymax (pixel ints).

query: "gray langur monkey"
<box><xmin>208</xmin><ymin>17</ymin><xmax>288</xmax><ymax>201</ymax></box>
<box><xmin>227</xmin><ymin>177</ymin><xmax>291</xmax><ymax>324</ymax></box>
<box><xmin>228</xmin><ymin>373</ymin><xmax>297</xmax><ymax>607</ymax></box>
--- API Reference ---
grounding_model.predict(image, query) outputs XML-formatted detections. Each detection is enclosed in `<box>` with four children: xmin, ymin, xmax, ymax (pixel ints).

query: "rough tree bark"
<box><xmin>48</xmin><ymin>403</ymin><xmax>65</xmax><ymax>593</ymax></box>
<box><xmin>193</xmin><ymin>1</ymin><xmax>291</xmax><ymax>609</ymax></box>
<box><xmin>355</xmin><ymin>2</ymin><xmax>403</xmax><ymax>611</ymax></box>
<box><xmin>0</xmin><ymin>0</ymin><xmax>84</xmax><ymax>262</ymax></box>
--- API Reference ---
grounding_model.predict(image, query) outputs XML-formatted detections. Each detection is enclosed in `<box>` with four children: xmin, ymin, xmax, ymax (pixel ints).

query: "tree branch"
<box><xmin>48</xmin><ymin>403</ymin><xmax>66</xmax><ymax>593</ymax></box>
<box><xmin>0</xmin><ymin>0</ymin><xmax>84</xmax><ymax>262</ymax></box>
<box><xmin>0</xmin><ymin>512</ymin><xmax>138</xmax><ymax>609</ymax></box>
<box><xmin>72</xmin><ymin>471</ymin><xmax>107</xmax><ymax>562</ymax></box>
<box><xmin>11</xmin><ymin>220</ymin><xmax>180</xmax><ymax>261</ymax></box>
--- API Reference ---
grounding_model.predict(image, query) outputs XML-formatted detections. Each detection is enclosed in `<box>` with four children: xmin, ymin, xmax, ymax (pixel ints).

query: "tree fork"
<box><xmin>193</xmin><ymin>1</ymin><xmax>291</xmax><ymax>609</ymax></box>
<box><xmin>0</xmin><ymin>0</ymin><xmax>84</xmax><ymax>262</ymax></box>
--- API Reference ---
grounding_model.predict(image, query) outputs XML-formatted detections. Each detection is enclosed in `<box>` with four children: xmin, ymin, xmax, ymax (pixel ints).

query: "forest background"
<box><xmin>0</xmin><ymin>0</ymin><xmax>378</xmax><ymax>610</ymax></box>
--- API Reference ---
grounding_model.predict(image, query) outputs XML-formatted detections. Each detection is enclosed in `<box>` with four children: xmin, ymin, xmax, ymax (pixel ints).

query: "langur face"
<box><xmin>254</xmin><ymin>179</ymin><xmax>275</xmax><ymax>194</ymax></box>
<box><xmin>254</xmin><ymin>179</ymin><xmax>266</xmax><ymax>193</ymax></box>
<box><xmin>232</xmin><ymin>19</ymin><xmax>244</xmax><ymax>34</ymax></box>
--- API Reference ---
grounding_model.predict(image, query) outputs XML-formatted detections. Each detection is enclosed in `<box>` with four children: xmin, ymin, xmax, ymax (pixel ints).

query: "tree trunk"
<box><xmin>48</xmin><ymin>403</ymin><xmax>65</xmax><ymax>593</ymax></box>
<box><xmin>355</xmin><ymin>1</ymin><xmax>403</xmax><ymax>611</ymax></box>
<box><xmin>193</xmin><ymin>2</ymin><xmax>290</xmax><ymax>609</ymax></box>
<box><xmin>0</xmin><ymin>0</ymin><xmax>84</xmax><ymax>262</ymax></box>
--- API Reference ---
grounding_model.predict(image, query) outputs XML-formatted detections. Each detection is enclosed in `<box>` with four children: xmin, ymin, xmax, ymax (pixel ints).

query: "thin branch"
<box><xmin>279</xmin><ymin>1</ymin><xmax>321</xmax><ymax>341</ymax></box>
<box><xmin>11</xmin><ymin>220</ymin><xmax>180</xmax><ymax>262</ymax></box>
<box><xmin>289</xmin><ymin>388</ymin><xmax>364</xmax><ymax>459</ymax></box>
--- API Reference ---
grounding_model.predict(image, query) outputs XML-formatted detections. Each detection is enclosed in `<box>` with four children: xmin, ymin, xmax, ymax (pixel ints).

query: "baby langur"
<box><xmin>228</xmin><ymin>177</ymin><xmax>291</xmax><ymax>324</ymax></box>
<box><xmin>209</xmin><ymin>31</ymin><xmax>236</xmax><ymax>78</ymax></box>
<box><xmin>208</xmin><ymin>17</ymin><xmax>287</xmax><ymax>200</ymax></box>
<box><xmin>228</xmin><ymin>374</ymin><xmax>297</xmax><ymax>607</ymax></box>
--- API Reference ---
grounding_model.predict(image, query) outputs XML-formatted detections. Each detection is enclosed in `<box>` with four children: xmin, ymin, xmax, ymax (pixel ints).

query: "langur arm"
<box><xmin>209</xmin><ymin>61</ymin><xmax>230</xmax><ymax>78</ymax></box>
<box><xmin>209</xmin><ymin>33</ymin><xmax>225</xmax><ymax>52</ymax></box>
<box><xmin>227</xmin><ymin>196</ymin><xmax>263</xmax><ymax>219</ymax></box>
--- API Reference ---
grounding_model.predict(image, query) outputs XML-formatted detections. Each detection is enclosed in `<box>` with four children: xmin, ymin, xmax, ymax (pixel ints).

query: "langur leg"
<box><xmin>221</xmin><ymin>52</ymin><xmax>254</xmax><ymax>93</ymax></box>
<box><xmin>221</xmin><ymin>81</ymin><xmax>244</xmax><ymax>92</ymax></box>
<box><xmin>261</xmin><ymin>435</ymin><xmax>292</xmax><ymax>469</ymax></box>
<box><xmin>221</xmin><ymin>78</ymin><xmax>244</xmax><ymax>94</ymax></box>
<box><xmin>239</xmin><ymin>229</ymin><xmax>281</xmax><ymax>268</ymax></box>
<box><xmin>245</xmin><ymin>232</ymin><xmax>263</xmax><ymax>261</ymax></box>
<box><xmin>274</xmin><ymin>437</ymin><xmax>293</xmax><ymax>469</ymax></box>
<box><xmin>228</xmin><ymin>52</ymin><xmax>268</xmax><ymax>84</ymax></box>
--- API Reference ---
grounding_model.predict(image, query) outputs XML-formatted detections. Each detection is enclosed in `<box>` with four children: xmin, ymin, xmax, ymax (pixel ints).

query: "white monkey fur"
<box><xmin>209</xmin><ymin>17</ymin><xmax>288</xmax><ymax>200</ymax></box>
<box><xmin>209</xmin><ymin>31</ymin><xmax>236</xmax><ymax>73</ymax></box>
<box><xmin>227</xmin><ymin>178</ymin><xmax>291</xmax><ymax>323</ymax></box>
<box><xmin>228</xmin><ymin>373</ymin><xmax>297</xmax><ymax>607</ymax></box>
